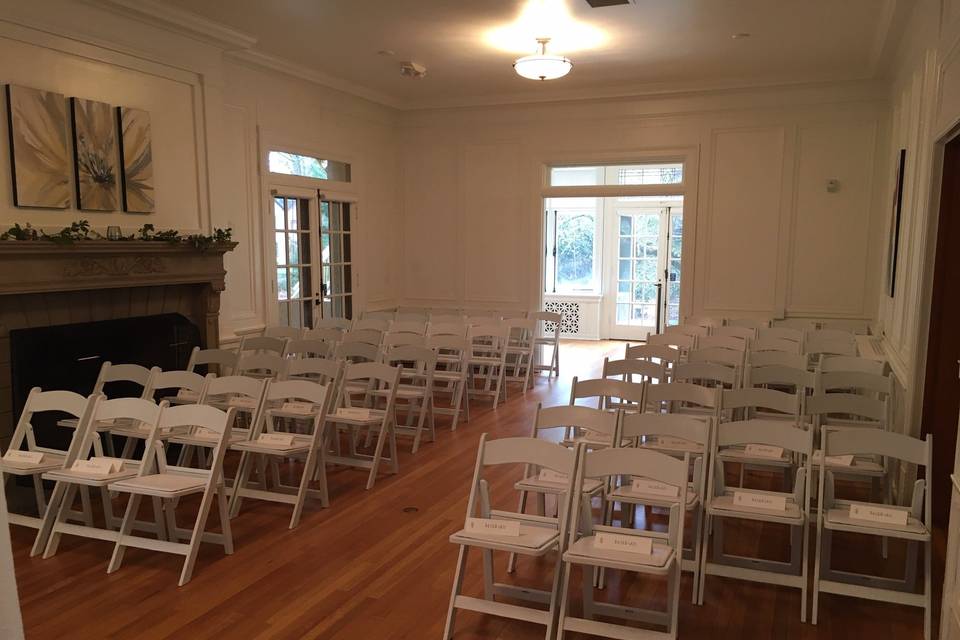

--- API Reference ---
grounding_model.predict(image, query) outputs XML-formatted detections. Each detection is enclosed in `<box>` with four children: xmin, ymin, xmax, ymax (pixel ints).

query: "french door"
<box><xmin>271</xmin><ymin>189</ymin><xmax>355</xmax><ymax>328</ymax></box>
<box><xmin>605</xmin><ymin>198</ymin><xmax>683</xmax><ymax>339</ymax></box>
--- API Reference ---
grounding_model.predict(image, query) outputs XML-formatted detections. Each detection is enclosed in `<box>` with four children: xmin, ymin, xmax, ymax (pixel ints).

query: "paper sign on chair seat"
<box><xmin>631</xmin><ymin>478</ymin><xmax>679</xmax><ymax>498</ymax></box>
<box><xmin>849</xmin><ymin>503</ymin><xmax>909</xmax><ymax>526</ymax></box>
<box><xmin>3</xmin><ymin>450</ymin><xmax>44</xmax><ymax>465</ymax></box>
<box><xmin>228</xmin><ymin>397</ymin><xmax>258</xmax><ymax>409</ymax></box>
<box><xmin>825</xmin><ymin>454</ymin><xmax>855</xmax><ymax>466</ymax></box>
<box><xmin>744</xmin><ymin>444</ymin><xmax>784</xmax><ymax>459</ymax></box>
<box><xmin>71</xmin><ymin>457</ymin><xmax>123</xmax><ymax>477</ymax></box>
<box><xmin>176</xmin><ymin>389</ymin><xmax>200</xmax><ymax>401</ymax></box>
<box><xmin>280</xmin><ymin>401</ymin><xmax>315</xmax><ymax>415</ymax></box>
<box><xmin>733</xmin><ymin>491</ymin><xmax>787</xmax><ymax>511</ymax></box>
<box><xmin>538</xmin><ymin>469</ymin><xmax>568</xmax><ymax>484</ymax></box>
<box><xmin>655</xmin><ymin>436</ymin><xmax>699</xmax><ymax>451</ymax></box>
<box><xmin>334</xmin><ymin>408</ymin><xmax>372</xmax><ymax>420</ymax></box>
<box><xmin>594</xmin><ymin>531</ymin><xmax>653</xmax><ymax>556</ymax></box>
<box><xmin>465</xmin><ymin>517</ymin><xmax>520</xmax><ymax>537</ymax></box>
<box><xmin>257</xmin><ymin>433</ymin><xmax>295</xmax><ymax>447</ymax></box>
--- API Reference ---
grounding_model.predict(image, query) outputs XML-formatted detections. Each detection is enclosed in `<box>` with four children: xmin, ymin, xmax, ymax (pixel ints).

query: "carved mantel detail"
<box><xmin>63</xmin><ymin>256</ymin><xmax>167</xmax><ymax>278</ymax></box>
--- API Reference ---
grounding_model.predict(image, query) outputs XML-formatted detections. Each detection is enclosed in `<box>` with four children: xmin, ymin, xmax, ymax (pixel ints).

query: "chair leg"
<box><xmin>107</xmin><ymin>493</ymin><xmax>143</xmax><ymax>575</ymax></box>
<box><xmin>38</xmin><ymin>483</ymin><xmax>74</xmax><ymax>559</ymax></box>
<box><xmin>581</xmin><ymin>562</ymin><xmax>596</xmax><ymax>620</ymax></box>
<box><xmin>443</xmin><ymin>545</ymin><xmax>469</xmax><ymax>640</ymax></box>
<box><xmin>812</xmin><ymin>520</ymin><xmax>824</xmax><ymax>625</ymax></box>
<box><xmin>178</xmin><ymin>486</ymin><xmax>218</xmax><ymax>586</ymax></box>
<box><xmin>507</xmin><ymin>488</ymin><xmax>529</xmax><ymax>573</ymax></box>
<box><xmin>217</xmin><ymin>488</ymin><xmax>234</xmax><ymax>555</ymax></box>
<box><xmin>924</xmin><ymin>539</ymin><xmax>932</xmax><ymax>640</ymax></box>
<box><xmin>228</xmin><ymin>451</ymin><xmax>255</xmax><ymax>518</ymax></box>
<box><xmin>290</xmin><ymin>454</ymin><xmax>315</xmax><ymax>529</ymax></box>
<box><xmin>411</xmin><ymin>397</ymin><xmax>427</xmax><ymax>454</ymax></box>
<box><xmin>482</xmin><ymin>548</ymin><xmax>495</xmax><ymax>601</ymax></box>
<box><xmin>366</xmin><ymin>424</ymin><xmax>389</xmax><ymax>490</ymax></box>
<box><xmin>697</xmin><ymin>514</ymin><xmax>711</xmax><ymax>605</ymax></box>
<box><xmin>79</xmin><ymin>486</ymin><xmax>94</xmax><ymax>527</ymax></box>
<box><xmin>544</xmin><ymin>554</ymin><xmax>564</xmax><ymax>640</ymax></box>
<box><xmin>799</xmin><ymin>521</ymin><xmax>810</xmax><ymax>623</ymax></box>
<box><xmin>555</xmin><ymin>561</ymin><xmax>574</xmax><ymax>640</ymax></box>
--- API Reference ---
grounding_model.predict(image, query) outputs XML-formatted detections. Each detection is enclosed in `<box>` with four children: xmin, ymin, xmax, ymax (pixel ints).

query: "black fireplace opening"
<box><xmin>9</xmin><ymin>313</ymin><xmax>200</xmax><ymax>450</ymax></box>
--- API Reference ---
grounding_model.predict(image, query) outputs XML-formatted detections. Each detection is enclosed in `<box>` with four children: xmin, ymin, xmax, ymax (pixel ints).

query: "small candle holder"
<box><xmin>106</xmin><ymin>226</ymin><xmax>121</xmax><ymax>240</ymax></box>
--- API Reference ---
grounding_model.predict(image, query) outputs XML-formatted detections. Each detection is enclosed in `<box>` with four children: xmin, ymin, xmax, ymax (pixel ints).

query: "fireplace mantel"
<box><xmin>0</xmin><ymin>240</ymin><xmax>237</xmax><ymax>295</ymax></box>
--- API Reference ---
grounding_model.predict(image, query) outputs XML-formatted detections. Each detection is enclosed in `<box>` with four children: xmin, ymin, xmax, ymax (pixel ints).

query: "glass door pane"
<box><xmin>665</xmin><ymin>208</ymin><xmax>683</xmax><ymax>327</ymax></box>
<box><xmin>273</xmin><ymin>195</ymin><xmax>317</xmax><ymax>328</ymax></box>
<box><xmin>319</xmin><ymin>200</ymin><xmax>354</xmax><ymax>319</ymax></box>
<box><xmin>615</xmin><ymin>211</ymin><xmax>660</xmax><ymax>329</ymax></box>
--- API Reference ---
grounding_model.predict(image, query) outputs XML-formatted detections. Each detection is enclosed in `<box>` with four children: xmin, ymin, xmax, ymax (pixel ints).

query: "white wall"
<box><xmin>0</xmin><ymin>0</ymin><xmax>402</xmax><ymax>343</ymax></box>
<box><xmin>398</xmin><ymin>84</ymin><xmax>889</xmax><ymax>328</ymax></box>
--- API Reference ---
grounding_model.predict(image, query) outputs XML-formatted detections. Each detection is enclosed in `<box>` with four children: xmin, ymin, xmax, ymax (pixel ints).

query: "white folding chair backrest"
<box><xmin>204</xmin><ymin>375</ymin><xmax>268</xmax><ymax>413</ymax></box>
<box><xmin>286</xmin><ymin>357</ymin><xmax>344</xmax><ymax>388</ymax></box>
<box><xmin>625</xmin><ymin>343</ymin><xmax>681</xmax><ymax>369</ymax></box>
<box><xmin>818</xmin><ymin>370</ymin><xmax>893</xmax><ymax>398</ymax></box>
<box><xmin>382</xmin><ymin>332</ymin><xmax>427</xmax><ymax>349</ymax></box>
<box><xmin>746</xmin><ymin>364</ymin><xmax>817</xmax><ymax>395</ymax></box>
<box><xmin>313</xmin><ymin>318</ymin><xmax>351</xmax><ymax>330</ymax></box>
<box><xmin>820</xmin><ymin>319</ymin><xmax>870</xmax><ymax>335</ymax></box>
<box><xmin>396</xmin><ymin>311</ymin><xmax>428</xmax><ymax>322</ymax></box>
<box><xmin>236</xmin><ymin>353</ymin><xmax>287</xmax><ymax>379</ymax></box>
<box><xmin>805</xmin><ymin>330</ymin><xmax>856</xmax><ymax>358</ymax></box>
<box><xmin>430</xmin><ymin>312</ymin><xmax>466</xmax><ymax>324</ymax></box>
<box><xmin>285</xmin><ymin>338</ymin><xmax>333</xmax><ymax>359</ymax></box>
<box><xmin>602</xmin><ymin>357</ymin><xmax>668</xmax><ymax>384</ymax></box>
<box><xmin>239</xmin><ymin>335</ymin><xmax>288</xmax><ymax>356</ymax></box>
<box><xmin>428</xmin><ymin>334</ymin><xmax>470</xmax><ymax>362</ymax></box>
<box><xmin>648</xmin><ymin>332</ymin><xmax>696</xmax><ymax>351</ymax></box>
<box><xmin>354</xmin><ymin>317</ymin><xmax>391</xmax><ymax>331</ymax></box>
<box><xmin>621</xmin><ymin>412</ymin><xmax>711</xmax><ymax>449</ymax></box>
<box><xmin>758</xmin><ymin>327</ymin><xmax>804</xmax><ymax>344</ymax></box>
<box><xmin>428</xmin><ymin>322</ymin><xmax>469</xmax><ymax>337</ymax></box>
<box><xmin>712</xmin><ymin>419</ymin><xmax>813</xmax><ymax>503</ymax></box>
<box><xmin>342</xmin><ymin>328</ymin><xmax>383</xmax><ymax>347</ymax></box>
<box><xmin>334</xmin><ymin>341</ymin><xmax>382</xmax><ymax>364</ymax></box>
<box><xmin>685</xmin><ymin>316</ymin><xmax>722</xmax><ymax>330</ymax></box>
<box><xmin>721</xmin><ymin>387</ymin><xmax>801</xmax><ymax>423</ymax></box>
<box><xmin>697</xmin><ymin>335</ymin><xmax>747</xmax><ymax>352</ymax></box>
<box><xmin>774</xmin><ymin>318</ymin><xmax>818</xmax><ymax>331</ymax></box>
<box><xmin>665</xmin><ymin>324</ymin><xmax>709</xmax><ymax>338</ymax></box>
<box><xmin>384</xmin><ymin>344</ymin><xmax>437</xmax><ymax>379</ymax></box>
<box><xmin>95</xmin><ymin>362</ymin><xmax>157</xmax><ymax>399</ymax></box>
<box><xmin>532</xmin><ymin>403</ymin><xmax>620</xmax><ymax>442</ymax></box>
<box><xmin>263</xmin><ymin>378</ymin><xmax>331</xmax><ymax>417</ymax></box>
<box><xmin>303</xmin><ymin>327</ymin><xmax>345</xmax><ymax>344</ymax></box>
<box><xmin>469</xmin><ymin>323</ymin><xmax>508</xmax><ymax>348</ymax></box>
<box><xmin>151</xmin><ymin>370</ymin><xmax>207</xmax><ymax>401</ymax></box>
<box><xmin>716</xmin><ymin>326</ymin><xmax>758</xmax><ymax>341</ymax></box>
<box><xmin>7</xmin><ymin>388</ymin><xmax>96</xmax><ymax>463</ymax></box>
<box><xmin>263</xmin><ymin>326</ymin><xmax>302</xmax><ymax>341</ymax></box>
<box><xmin>569</xmin><ymin>377</ymin><xmax>645</xmax><ymax>412</ymax></box>
<box><xmin>673</xmin><ymin>361</ymin><xmax>737</xmax><ymax>389</ymax></box>
<box><xmin>807</xmin><ymin>393</ymin><xmax>887</xmax><ymax>428</ymax></box>
<box><xmin>688</xmin><ymin>347</ymin><xmax>746</xmax><ymax>374</ymax></box>
<box><xmin>751</xmin><ymin>337</ymin><xmax>802</xmax><ymax>354</ymax></box>
<box><xmin>187</xmin><ymin>347</ymin><xmax>238</xmax><ymax>376</ymax></box>
<box><xmin>645</xmin><ymin>382</ymin><xmax>720</xmax><ymax>416</ymax></box>
<box><xmin>726</xmin><ymin>318</ymin><xmax>771</xmax><ymax>330</ymax></box>
<box><xmin>818</xmin><ymin>355</ymin><xmax>885</xmax><ymax>375</ymax></box>
<box><xmin>748</xmin><ymin>350</ymin><xmax>809</xmax><ymax>370</ymax></box>
<box><xmin>340</xmin><ymin>362</ymin><xmax>402</xmax><ymax>408</ymax></box>
<box><xmin>389</xmin><ymin>320</ymin><xmax>428</xmax><ymax>336</ymax></box>
<box><xmin>148</xmin><ymin>404</ymin><xmax>234</xmax><ymax>473</ymax></box>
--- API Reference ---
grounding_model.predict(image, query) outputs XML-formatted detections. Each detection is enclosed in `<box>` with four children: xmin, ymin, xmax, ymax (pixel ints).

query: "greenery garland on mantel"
<box><xmin>0</xmin><ymin>220</ymin><xmax>233</xmax><ymax>251</ymax></box>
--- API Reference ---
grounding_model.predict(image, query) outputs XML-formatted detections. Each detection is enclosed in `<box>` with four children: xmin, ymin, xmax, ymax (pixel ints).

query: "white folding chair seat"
<box><xmin>813</xmin><ymin>429</ymin><xmax>933</xmax><ymax>638</ymax></box>
<box><xmin>107</xmin><ymin>404</ymin><xmax>236</xmax><ymax>585</ymax></box>
<box><xmin>699</xmin><ymin>419</ymin><xmax>813</xmax><ymax>620</ymax></box>
<box><xmin>444</xmin><ymin>435</ymin><xmax>578</xmax><ymax>640</ymax></box>
<box><xmin>557</xmin><ymin>446</ymin><xmax>688</xmax><ymax>639</ymax></box>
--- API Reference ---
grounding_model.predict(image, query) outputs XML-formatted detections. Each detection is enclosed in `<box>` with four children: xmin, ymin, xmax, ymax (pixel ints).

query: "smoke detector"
<box><xmin>400</xmin><ymin>61</ymin><xmax>427</xmax><ymax>78</ymax></box>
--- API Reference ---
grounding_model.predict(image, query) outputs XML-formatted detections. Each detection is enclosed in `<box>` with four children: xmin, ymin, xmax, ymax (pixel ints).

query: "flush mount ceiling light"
<box><xmin>514</xmin><ymin>38</ymin><xmax>573</xmax><ymax>81</ymax></box>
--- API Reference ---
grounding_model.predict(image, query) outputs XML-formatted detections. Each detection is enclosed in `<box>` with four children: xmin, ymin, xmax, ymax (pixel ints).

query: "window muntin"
<box><xmin>268</xmin><ymin>151</ymin><xmax>351</xmax><ymax>182</ymax></box>
<box><xmin>549</xmin><ymin>162</ymin><xmax>683</xmax><ymax>187</ymax></box>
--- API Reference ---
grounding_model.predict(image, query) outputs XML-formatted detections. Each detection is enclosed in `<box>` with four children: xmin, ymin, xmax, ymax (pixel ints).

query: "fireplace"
<box><xmin>0</xmin><ymin>240</ymin><xmax>235</xmax><ymax>450</ymax></box>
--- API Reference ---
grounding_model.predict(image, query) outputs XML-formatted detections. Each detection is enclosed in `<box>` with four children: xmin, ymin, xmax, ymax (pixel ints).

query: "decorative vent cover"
<box><xmin>544</xmin><ymin>301</ymin><xmax>581</xmax><ymax>335</ymax></box>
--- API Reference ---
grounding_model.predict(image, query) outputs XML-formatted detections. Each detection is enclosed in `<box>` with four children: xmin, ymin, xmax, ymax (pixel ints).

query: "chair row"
<box><xmin>657</xmin><ymin>325</ymin><xmax>869</xmax><ymax>362</ymax></box>
<box><xmin>444</xmin><ymin>415</ymin><xmax>932</xmax><ymax>639</ymax></box>
<box><xmin>683</xmin><ymin>316</ymin><xmax>871</xmax><ymax>335</ymax></box>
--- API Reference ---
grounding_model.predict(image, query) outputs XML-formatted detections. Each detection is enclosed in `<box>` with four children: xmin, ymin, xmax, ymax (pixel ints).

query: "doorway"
<box><xmin>920</xmin><ymin>135</ymin><xmax>960</xmax><ymax>528</ymax></box>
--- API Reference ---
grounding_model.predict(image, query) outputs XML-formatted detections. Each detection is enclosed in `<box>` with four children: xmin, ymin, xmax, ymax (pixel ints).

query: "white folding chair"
<box><xmin>263</xmin><ymin>325</ymin><xmax>302</xmax><ymax>341</ymax></box>
<box><xmin>673</xmin><ymin>361</ymin><xmax>737</xmax><ymax>389</ymax></box>
<box><xmin>504</xmin><ymin>318</ymin><xmax>537</xmax><ymax>394</ymax></box>
<box><xmin>758</xmin><ymin>326</ymin><xmax>805</xmax><ymax>347</ymax></box>
<box><xmin>688</xmin><ymin>346</ymin><xmax>746</xmax><ymax>387</ymax></box>
<box><xmin>818</xmin><ymin>355</ymin><xmax>886</xmax><ymax>376</ymax></box>
<box><xmin>187</xmin><ymin>346</ymin><xmax>239</xmax><ymax>376</ymax></box>
<box><xmin>334</xmin><ymin>340</ymin><xmax>381</xmax><ymax>364</ymax></box>
<box><xmin>645</xmin><ymin>381</ymin><xmax>721</xmax><ymax>419</ymax></box>
<box><xmin>325</xmin><ymin>362</ymin><xmax>401</xmax><ymax>489</ymax></box>
<box><xmin>382</xmin><ymin>331</ymin><xmax>427</xmax><ymax>349</ymax></box>
<box><xmin>229</xmin><ymin>375</ymin><xmax>337</xmax><ymax>527</ymax></box>
<box><xmin>38</xmin><ymin>398</ymin><xmax>167</xmax><ymax>559</ymax></box>
<box><xmin>2</xmin><ymin>389</ymin><xmax>97</xmax><ymax>533</ymax></box>
<box><xmin>428</xmin><ymin>321</ymin><xmax>469</xmax><ymax>338</ymax></box>
<box><xmin>444</xmin><ymin>434</ymin><xmax>579</xmax><ymax>640</ymax></box>
<box><xmin>107</xmin><ymin>404</ymin><xmax>236</xmax><ymax>586</ymax></box>
<box><xmin>558</xmin><ymin>446</ymin><xmax>689</xmax><ymax>639</ymax></box>
<box><xmin>649</xmin><ymin>332</ymin><xmax>697</xmax><ymax>355</ymax></box>
<box><xmin>716</xmin><ymin>325</ymin><xmax>758</xmax><ymax>341</ymax></box>
<box><xmin>698</xmin><ymin>419</ymin><xmax>813</xmax><ymax>620</ymax></box>
<box><xmin>236</xmin><ymin>352</ymin><xmax>288</xmax><ymax>379</ymax></box>
<box><xmin>354</xmin><ymin>317</ymin><xmax>391</xmax><ymax>331</ymax></box>
<box><xmin>665</xmin><ymin>324</ymin><xmax>709</xmax><ymax>338</ymax></box>
<box><xmin>467</xmin><ymin>323</ymin><xmax>509</xmax><ymax>409</ymax></box>
<box><xmin>239</xmin><ymin>334</ymin><xmax>288</xmax><ymax>356</ymax></box>
<box><xmin>341</xmin><ymin>328</ymin><xmax>384</xmax><ymax>347</ymax></box>
<box><xmin>388</xmin><ymin>320</ymin><xmax>428</xmax><ymax>336</ymax></box>
<box><xmin>745</xmin><ymin>361</ymin><xmax>817</xmax><ymax>398</ymax></box>
<box><xmin>805</xmin><ymin>330</ymin><xmax>857</xmax><ymax>363</ymax></box>
<box><xmin>726</xmin><ymin>318</ymin><xmax>771</xmax><ymax>330</ymax></box>
<box><xmin>377</xmin><ymin>345</ymin><xmax>437</xmax><ymax>453</ymax></box>
<box><xmin>618</xmin><ymin>412</ymin><xmax>712</xmax><ymax>602</ymax></box>
<box><xmin>569</xmin><ymin>376</ymin><xmax>645</xmax><ymax>418</ymax></box>
<box><xmin>530</xmin><ymin>311</ymin><xmax>562</xmax><ymax>379</ymax></box>
<box><xmin>625</xmin><ymin>342</ymin><xmax>680</xmax><ymax>380</ymax></box>
<box><xmin>428</xmin><ymin>334</ymin><xmax>470</xmax><ymax>430</ymax></box>
<box><xmin>602</xmin><ymin>356</ymin><xmax>668</xmax><ymax>384</ymax></box>
<box><xmin>751</xmin><ymin>336</ymin><xmax>802</xmax><ymax>354</ymax></box>
<box><xmin>313</xmin><ymin>318</ymin><xmax>351</xmax><ymax>330</ymax></box>
<box><xmin>813</xmin><ymin>429</ymin><xmax>932</xmax><ymax>638</ymax></box>
<box><xmin>286</xmin><ymin>357</ymin><xmax>343</xmax><ymax>388</ymax></box>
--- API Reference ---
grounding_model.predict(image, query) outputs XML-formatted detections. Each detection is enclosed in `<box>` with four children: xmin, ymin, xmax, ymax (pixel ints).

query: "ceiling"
<box><xmin>155</xmin><ymin>0</ymin><xmax>905</xmax><ymax>109</ymax></box>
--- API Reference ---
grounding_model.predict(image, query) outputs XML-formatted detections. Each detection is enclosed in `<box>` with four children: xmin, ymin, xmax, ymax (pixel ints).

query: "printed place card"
<box><xmin>849</xmin><ymin>503</ymin><xmax>908</xmax><ymax>526</ymax></box>
<box><xmin>335</xmin><ymin>408</ymin><xmax>372</xmax><ymax>421</ymax></box>
<box><xmin>3</xmin><ymin>450</ymin><xmax>43</xmax><ymax>465</ymax></box>
<box><xmin>258</xmin><ymin>433</ymin><xmax>295</xmax><ymax>447</ymax></box>
<box><xmin>228</xmin><ymin>397</ymin><xmax>258</xmax><ymax>409</ymax></box>
<box><xmin>71</xmin><ymin>457</ymin><xmax>121</xmax><ymax>477</ymax></box>
<box><xmin>656</xmin><ymin>436</ymin><xmax>697</xmax><ymax>450</ymax></box>
<box><xmin>538</xmin><ymin>469</ymin><xmax>568</xmax><ymax>485</ymax></box>
<box><xmin>594</xmin><ymin>531</ymin><xmax>653</xmax><ymax>556</ymax></box>
<box><xmin>744</xmin><ymin>444</ymin><xmax>784</xmax><ymax>459</ymax></box>
<box><xmin>465</xmin><ymin>517</ymin><xmax>520</xmax><ymax>537</ymax></box>
<box><xmin>631</xmin><ymin>478</ymin><xmax>679</xmax><ymax>498</ymax></box>
<box><xmin>733</xmin><ymin>491</ymin><xmax>787</xmax><ymax>512</ymax></box>
<box><xmin>193</xmin><ymin>429</ymin><xmax>219</xmax><ymax>441</ymax></box>
<box><xmin>281</xmin><ymin>401</ymin><xmax>315</xmax><ymax>415</ymax></box>
<box><xmin>176</xmin><ymin>390</ymin><xmax>200</xmax><ymax>401</ymax></box>
<box><xmin>582</xmin><ymin>428</ymin><xmax>611</xmax><ymax>441</ymax></box>
<box><xmin>825</xmin><ymin>454</ymin><xmax>855</xmax><ymax>466</ymax></box>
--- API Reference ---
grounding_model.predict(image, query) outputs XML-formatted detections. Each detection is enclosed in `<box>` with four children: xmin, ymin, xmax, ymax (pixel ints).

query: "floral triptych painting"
<box><xmin>5</xmin><ymin>83</ymin><xmax>154</xmax><ymax>213</ymax></box>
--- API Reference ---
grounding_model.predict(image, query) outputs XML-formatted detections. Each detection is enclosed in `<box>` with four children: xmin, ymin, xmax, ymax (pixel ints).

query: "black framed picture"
<box><xmin>887</xmin><ymin>148</ymin><xmax>906</xmax><ymax>297</ymax></box>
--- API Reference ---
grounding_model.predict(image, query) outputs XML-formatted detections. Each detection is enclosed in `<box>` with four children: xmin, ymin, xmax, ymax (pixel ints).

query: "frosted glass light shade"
<box><xmin>513</xmin><ymin>54</ymin><xmax>572</xmax><ymax>80</ymax></box>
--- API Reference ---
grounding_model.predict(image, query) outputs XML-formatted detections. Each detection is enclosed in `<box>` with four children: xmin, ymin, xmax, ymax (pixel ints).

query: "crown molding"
<box><xmin>226</xmin><ymin>49</ymin><xmax>402</xmax><ymax>109</ymax></box>
<box><xmin>83</xmin><ymin>0</ymin><xmax>257</xmax><ymax>50</ymax></box>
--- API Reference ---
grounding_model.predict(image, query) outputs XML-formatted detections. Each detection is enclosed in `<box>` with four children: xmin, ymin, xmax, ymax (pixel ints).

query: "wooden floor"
<box><xmin>9</xmin><ymin>340</ymin><xmax>942</xmax><ymax>639</ymax></box>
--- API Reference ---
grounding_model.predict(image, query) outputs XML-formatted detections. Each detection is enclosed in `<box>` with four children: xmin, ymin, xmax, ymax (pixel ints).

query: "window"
<box><xmin>548</xmin><ymin>162</ymin><xmax>683</xmax><ymax>187</ymax></box>
<box><xmin>273</xmin><ymin>196</ymin><xmax>314</xmax><ymax>328</ymax></box>
<box><xmin>319</xmin><ymin>200</ymin><xmax>354</xmax><ymax>319</ymax></box>
<box><xmin>544</xmin><ymin>197</ymin><xmax>601</xmax><ymax>293</ymax></box>
<box><xmin>268</xmin><ymin>151</ymin><xmax>352</xmax><ymax>182</ymax></box>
